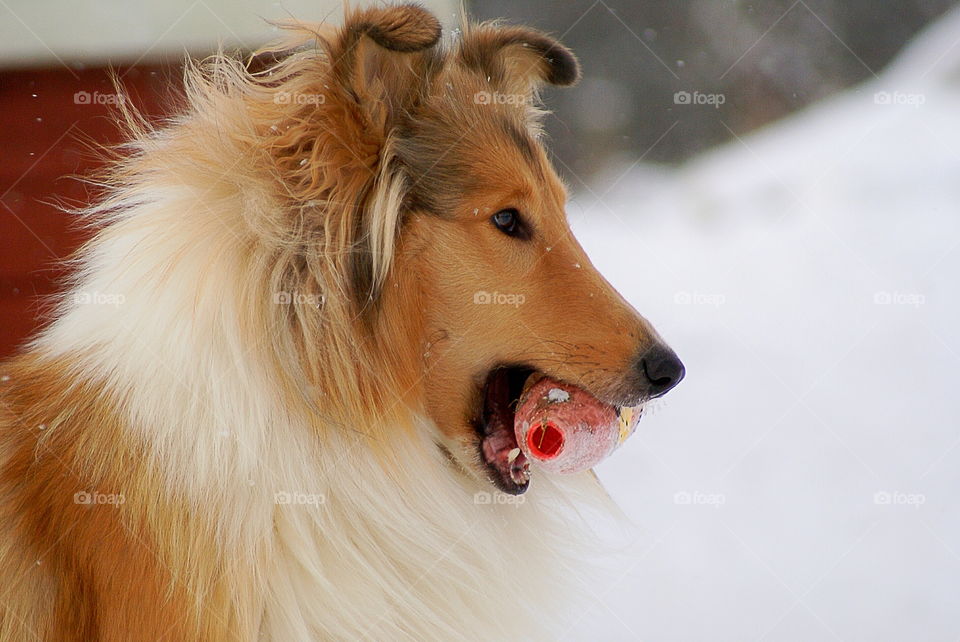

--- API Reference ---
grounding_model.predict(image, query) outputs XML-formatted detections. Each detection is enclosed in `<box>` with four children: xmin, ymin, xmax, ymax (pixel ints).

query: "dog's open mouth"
<box><xmin>475</xmin><ymin>367</ymin><xmax>640</xmax><ymax>495</ymax></box>
<box><xmin>475</xmin><ymin>367</ymin><xmax>535</xmax><ymax>495</ymax></box>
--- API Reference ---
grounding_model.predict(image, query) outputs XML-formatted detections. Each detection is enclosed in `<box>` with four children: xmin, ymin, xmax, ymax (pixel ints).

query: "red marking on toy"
<box><xmin>514</xmin><ymin>376</ymin><xmax>642</xmax><ymax>474</ymax></box>
<box><xmin>527</xmin><ymin>421</ymin><xmax>564</xmax><ymax>459</ymax></box>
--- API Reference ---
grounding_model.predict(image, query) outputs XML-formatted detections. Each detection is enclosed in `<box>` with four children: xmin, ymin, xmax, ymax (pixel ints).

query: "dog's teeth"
<box><xmin>509</xmin><ymin>459</ymin><xmax>530</xmax><ymax>486</ymax></box>
<box><xmin>507</xmin><ymin>448</ymin><xmax>521</xmax><ymax>463</ymax></box>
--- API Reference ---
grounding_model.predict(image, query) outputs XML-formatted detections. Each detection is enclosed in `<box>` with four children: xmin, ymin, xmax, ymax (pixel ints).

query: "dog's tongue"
<box><xmin>514</xmin><ymin>376</ymin><xmax>641</xmax><ymax>474</ymax></box>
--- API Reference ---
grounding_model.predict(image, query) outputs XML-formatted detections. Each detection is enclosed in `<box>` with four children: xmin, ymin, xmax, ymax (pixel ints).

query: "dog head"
<box><xmin>254</xmin><ymin>3</ymin><xmax>683</xmax><ymax>493</ymax></box>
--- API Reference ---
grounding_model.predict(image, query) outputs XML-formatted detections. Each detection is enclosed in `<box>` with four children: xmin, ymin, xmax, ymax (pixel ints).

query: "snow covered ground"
<box><xmin>568</xmin><ymin>8</ymin><xmax>960</xmax><ymax>641</ymax></box>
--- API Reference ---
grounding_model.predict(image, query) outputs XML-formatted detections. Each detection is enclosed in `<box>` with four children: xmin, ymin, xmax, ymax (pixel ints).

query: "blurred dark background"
<box><xmin>471</xmin><ymin>0</ymin><xmax>958</xmax><ymax>181</ymax></box>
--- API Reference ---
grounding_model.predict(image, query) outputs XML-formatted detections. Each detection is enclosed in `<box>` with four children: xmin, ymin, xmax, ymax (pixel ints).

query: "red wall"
<box><xmin>0</xmin><ymin>64</ymin><xmax>180</xmax><ymax>358</ymax></box>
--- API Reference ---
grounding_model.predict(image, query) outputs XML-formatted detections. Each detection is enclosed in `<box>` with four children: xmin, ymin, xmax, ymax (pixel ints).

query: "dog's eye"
<box><xmin>491</xmin><ymin>209</ymin><xmax>522</xmax><ymax>237</ymax></box>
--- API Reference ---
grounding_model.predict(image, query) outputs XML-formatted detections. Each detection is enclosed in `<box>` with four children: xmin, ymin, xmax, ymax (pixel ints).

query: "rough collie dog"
<box><xmin>0</xmin><ymin>4</ymin><xmax>683</xmax><ymax>640</ymax></box>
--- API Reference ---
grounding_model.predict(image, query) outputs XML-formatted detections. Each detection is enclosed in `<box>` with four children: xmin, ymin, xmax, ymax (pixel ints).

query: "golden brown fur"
<box><xmin>0</xmin><ymin>4</ymin><xmax>674</xmax><ymax>639</ymax></box>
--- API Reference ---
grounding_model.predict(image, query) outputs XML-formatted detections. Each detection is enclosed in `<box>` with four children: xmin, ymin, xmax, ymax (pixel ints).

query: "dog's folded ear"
<box><xmin>343</xmin><ymin>3</ymin><xmax>443</xmax><ymax>53</ymax></box>
<box><xmin>264</xmin><ymin>3</ymin><xmax>443</xmax><ymax>158</ymax></box>
<box><xmin>458</xmin><ymin>23</ymin><xmax>581</xmax><ymax>96</ymax></box>
<box><xmin>325</xmin><ymin>4</ymin><xmax>443</xmax><ymax>134</ymax></box>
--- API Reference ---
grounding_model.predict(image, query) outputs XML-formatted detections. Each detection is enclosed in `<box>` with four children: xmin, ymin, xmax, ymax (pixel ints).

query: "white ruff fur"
<box><xmin>33</xmin><ymin>150</ymin><xmax>614</xmax><ymax>640</ymax></box>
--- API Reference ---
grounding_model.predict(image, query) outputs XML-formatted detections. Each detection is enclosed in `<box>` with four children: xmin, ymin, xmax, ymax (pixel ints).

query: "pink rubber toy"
<box><xmin>514</xmin><ymin>376</ymin><xmax>642</xmax><ymax>474</ymax></box>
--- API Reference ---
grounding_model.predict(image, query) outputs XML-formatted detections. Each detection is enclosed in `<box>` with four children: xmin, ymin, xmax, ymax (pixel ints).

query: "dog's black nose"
<box><xmin>639</xmin><ymin>343</ymin><xmax>685</xmax><ymax>398</ymax></box>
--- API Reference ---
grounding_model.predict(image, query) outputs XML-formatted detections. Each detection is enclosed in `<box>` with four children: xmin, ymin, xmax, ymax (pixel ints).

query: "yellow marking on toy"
<box><xmin>617</xmin><ymin>407</ymin><xmax>635</xmax><ymax>444</ymax></box>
